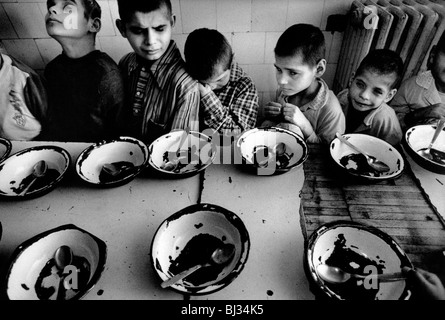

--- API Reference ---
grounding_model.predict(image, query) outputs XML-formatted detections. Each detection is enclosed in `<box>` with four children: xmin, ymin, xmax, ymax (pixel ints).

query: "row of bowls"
<box><xmin>4</xmin><ymin>208</ymin><xmax>414</xmax><ymax>300</ymax></box>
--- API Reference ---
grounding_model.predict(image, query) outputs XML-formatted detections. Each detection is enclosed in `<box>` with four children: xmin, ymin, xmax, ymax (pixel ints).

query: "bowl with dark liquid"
<box><xmin>76</xmin><ymin>136</ymin><xmax>149</xmax><ymax>187</ymax></box>
<box><xmin>0</xmin><ymin>137</ymin><xmax>12</xmax><ymax>163</ymax></box>
<box><xmin>148</xmin><ymin>130</ymin><xmax>217</xmax><ymax>179</ymax></box>
<box><xmin>151</xmin><ymin>203</ymin><xmax>250</xmax><ymax>295</ymax></box>
<box><xmin>305</xmin><ymin>220</ymin><xmax>413</xmax><ymax>300</ymax></box>
<box><xmin>330</xmin><ymin>133</ymin><xmax>404</xmax><ymax>181</ymax></box>
<box><xmin>5</xmin><ymin>224</ymin><xmax>107</xmax><ymax>300</ymax></box>
<box><xmin>0</xmin><ymin>145</ymin><xmax>71</xmax><ymax>199</ymax></box>
<box><xmin>235</xmin><ymin>126</ymin><xmax>308</xmax><ymax>176</ymax></box>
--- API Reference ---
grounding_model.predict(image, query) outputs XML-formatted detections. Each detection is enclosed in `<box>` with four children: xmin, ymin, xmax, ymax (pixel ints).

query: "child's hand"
<box><xmin>282</xmin><ymin>102</ymin><xmax>314</xmax><ymax>138</ymax></box>
<box><xmin>198</xmin><ymin>82</ymin><xmax>213</xmax><ymax>96</ymax></box>
<box><xmin>403</xmin><ymin>266</ymin><xmax>445</xmax><ymax>300</ymax></box>
<box><xmin>428</xmin><ymin>103</ymin><xmax>445</xmax><ymax>119</ymax></box>
<box><xmin>264</xmin><ymin>101</ymin><xmax>283</xmax><ymax>118</ymax></box>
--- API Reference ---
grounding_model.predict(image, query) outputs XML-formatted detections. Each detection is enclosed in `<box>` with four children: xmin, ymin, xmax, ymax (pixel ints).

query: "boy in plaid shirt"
<box><xmin>184</xmin><ymin>28</ymin><xmax>259</xmax><ymax>136</ymax></box>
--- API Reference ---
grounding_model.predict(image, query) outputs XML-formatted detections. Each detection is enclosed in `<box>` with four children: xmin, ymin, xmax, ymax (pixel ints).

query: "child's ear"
<box><xmin>348</xmin><ymin>72</ymin><xmax>356</xmax><ymax>87</ymax></box>
<box><xmin>170</xmin><ymin>14</ymin><xmax>176</xmax><ymax>29</ymax></box>
<box><xmin>315</xmin><ymin>59</ymin><xmax>326</xmax><ymax>77</ymax></box>
<box><xmin>384</xmin><ymin>88</ymin><xmax>397</xmax><ymax>103</ymax></box>
<box><xmin>116</xmin><ymin>19</ymin><xmax>127</xmax><ymax>38</ymax></box>
<box><xmin>89</xmin><ymin>17</ymin><xmax>101</xmax><ymax>33</ymax></box>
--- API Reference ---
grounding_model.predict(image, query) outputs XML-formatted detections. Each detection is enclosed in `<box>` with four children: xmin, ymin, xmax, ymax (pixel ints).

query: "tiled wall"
<box><xmin>0</xmin><ymin>0</ymin><xmax>355</xmax><ymax>107</ymax></box>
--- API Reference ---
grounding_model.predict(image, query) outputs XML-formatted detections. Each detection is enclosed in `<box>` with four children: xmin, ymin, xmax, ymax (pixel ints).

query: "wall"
<box><xmin>0</xmin><ymin>0</ymin><xmax>355</xmax><ymax>108</ymax></box>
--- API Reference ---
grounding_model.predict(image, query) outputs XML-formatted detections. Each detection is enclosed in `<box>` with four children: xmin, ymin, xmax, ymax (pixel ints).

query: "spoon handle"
<box><xmin>355</xmin><ymin>272</ymin><xmax>406</xmax><ymax>282</ymax></box>
<box><xmin>429</xmin><ymin>119</ymin><xmax>445</xmax><ymax>148</ymax></box>
<box><xmin>20</xmin><ymin>177</ymin><xmax>38</xmax><ymax>196</ymax></box>
<box><xmin>161</xmin><ymin>263</ymin><xmax>205</xmax><ymax>288</ymax></box>
<box><xmin>335</xmin><ymin>132</ymin><xmax>370</xmax><ymax>159</ymax></box>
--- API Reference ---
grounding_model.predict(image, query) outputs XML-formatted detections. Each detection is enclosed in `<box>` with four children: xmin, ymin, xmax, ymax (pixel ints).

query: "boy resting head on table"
<box><xmin>337</xmin><ymin>49</ymin><xmax>404</xmax><ymax>147</ymax></box>
<box><xmin>261</xmin><ymin>23</ymin><xmax>345</xmax><ymax>144</ymax></box>
<box><xmin>184</xmin><ymin>28</ymin><xmax>259</xmax><ymax>137</ymax></box>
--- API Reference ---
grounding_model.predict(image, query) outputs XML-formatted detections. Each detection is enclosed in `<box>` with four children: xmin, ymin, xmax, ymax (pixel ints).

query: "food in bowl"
<box><xmin>0</xmin><ymin>145</ymin><xmax>71</xmax><ymax>198</ymax></box>
<box><xmin>236</xmin><ymin>126</ymin><xmax>308</xmax><ymax>175</ymax></box>
<box><xmin>6</xmin><ymin>224</ymin><xmax>107</xmax><ymax>300</ymax></box>
<box><xmin>148</xmin><ymin>130</ymin><xmax>217</xmax><ymax>177</ymax></box>
<box><xmin>76</xmin><ymin>136</ymin><xmax>149</xmax><ymax>187</ymax></box>
<box><xmin>404</xmin><ymin>124</ymin><xmax>445</xmax><ymax>174</ymax></box>
<box><xmin>0</xmin><ymin>137</ymin><xmax>12</xmax><ymax>163</ymax></box>
<box><xmin>330</xmin><ymin>133</ymin><xmax>404</xmax><ymax>181</ymax></box>
<box><xmin>305</xmin><ymin>220</ymin><xmax>413</xmax><ymax>300</ymax></box>
<box><xmin>151</xmin><ymin>203</ymin><xmax>250</xmax><ymax>295</ymax></box>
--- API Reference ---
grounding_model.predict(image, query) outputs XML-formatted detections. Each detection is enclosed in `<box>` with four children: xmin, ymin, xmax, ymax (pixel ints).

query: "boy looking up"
<box><xmin>261</xmin><ymin>23</ymin><xmax>345</xmax><ymax>144</ymax></box>
<box><xmin>337</xmin><ymin>49</ymin><xmax>403</xmax><ymax>146</ymax></box>
<box><xmin>41</xmin><ymin>0</ymin><xmax>125</xmax><ymax>142</ymax></box>
<box><xmin>184</xmin><ymin>28</ymin><xmax>259</xmax><ymax>136</ymax></box>
<box><xmin>116</xmin><ymin>0</ymin><xmax>200</xmax><ymax>145</ymax></box>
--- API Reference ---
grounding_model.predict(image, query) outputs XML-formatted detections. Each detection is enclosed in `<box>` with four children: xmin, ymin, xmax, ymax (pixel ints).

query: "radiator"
<box><xmin>332</xmin><ymin>0</ymin><xmax>445</xmax><ymax>94</ymax></box>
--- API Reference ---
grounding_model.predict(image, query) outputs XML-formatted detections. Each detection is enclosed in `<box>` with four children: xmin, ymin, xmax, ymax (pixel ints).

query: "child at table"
<box><xmin>115</xmin><ymin>0</ymin><xmax>200</xmax><ymax>145</ymax></box>
<box><xmin>40</xmin><ymin>0</ymin><xmax>125</xmax><ymax>142</ymax></box>
<box><xmin>391</xmin><ymin>30</ymin><xmax>445</xmax><ymax>131</ymax></box>
<box><xmin>337</xmin><ymin>49</ymin><xmax>403</xmax><ymax>146</ymax></box>
<box><xmin>261</xmin><ymin>23</ymin><xmax>345</xmax><ymax>144</ymax></box>
<box><xmin>184</xmin><ymin>28</ymin><xmax>259</xmax><ymax>136</ymax></box>
<box><xmin>403</xmin><ymin>267</ymin><xmax>445</xmax><ymax>300</ymax></box>
<box><xmin>0</xmin><ymin>51</ymin><xmax>47</xmax><ymax>141</ymax></box>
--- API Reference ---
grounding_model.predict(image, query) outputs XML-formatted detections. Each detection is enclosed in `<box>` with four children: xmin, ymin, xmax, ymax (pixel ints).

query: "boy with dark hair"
<box><xmin>337</xmin><ymin>49</ymin><xmax>403</xmax><ymax>146</ymax></box>
<box><xmin>261</xmin><ymin>23</ymin><xmax>345</xmax><ymax>144</ymax></box>
<box><xmin>116</xmin><ymin>0</ymin><xmax>200</xmax><ymax>145</ymax></box>
<box><xmin>391</xmin><ymin>31</ymin><xmax>445</xmax><ymax>130</ymax></box>
<box><xmin>0</xmin><ymin>52</ymin><xmax>47</xmax><ymax>141</ymax></box>
<box><xmin>41</xmin><ymin>0</ymin><xmax>125</xmax><ymax>142</ymax></box>
<box><xmin>184</xmin><ymin>28</ymin><xmax>259</xmax><ymax>135</ymax></box>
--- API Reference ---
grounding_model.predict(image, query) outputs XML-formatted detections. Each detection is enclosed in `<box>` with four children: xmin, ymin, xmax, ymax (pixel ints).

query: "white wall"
<box><xmin>0</xmin><ymin>0</ymin><xmax>355</xmax><ymax>107</ymax></box>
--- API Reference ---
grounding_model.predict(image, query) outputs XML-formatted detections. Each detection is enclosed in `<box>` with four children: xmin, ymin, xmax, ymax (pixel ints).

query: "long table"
<box><xmin>0</xmin><ymin>141</ymin><xmax>314</xmax><ymax>300</ymax></box>
<box><xmin>300</xmin><ymin>143</ymin><xmax>445</xmax><ymax>288</ymax></box>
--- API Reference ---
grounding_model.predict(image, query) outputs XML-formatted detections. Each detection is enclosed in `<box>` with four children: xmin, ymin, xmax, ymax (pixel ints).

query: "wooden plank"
<box><xmin>350</xmin><ymin>210</ymin><xmax>440</xmax><ymax>222</ymax></box>
<box><xmin>302</xmin><ymin>200</ymin><xmax>348</xmax><ymax>209</ymax></box>
<box><xmin>393</xmin><ymin>235</ymin><xmax>445</xmax><ymax>246</ymax></box>
<box><xmin>349</xmin><ymin>204</ymin><xmax>437</xmax><ymax>215</ymax></box>
<box><xmin>303</xmin><ymin>207</ymin><xmax>350</xmax><ymax>217</ymax></box>
<box><xmin>354</xmin><ymin>218</ymin><xmax>445</xmax><ymax>230</ymax></box>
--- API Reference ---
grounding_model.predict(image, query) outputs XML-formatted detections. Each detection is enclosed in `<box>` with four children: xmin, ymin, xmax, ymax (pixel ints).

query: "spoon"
<box><xmin>20</xmin><ymin>160</ymin><xmax>47</xmax><ymax>196</ymax></box>
<box><xmin>417</xmin><ymin>118</ymin><xmax>445</xmax><ymax>161</ymax></box>
<box><xmin>335</xmin><ymin>132</ymin><xmax>390</xmax><ymax>173</ymax></box>
<box><xmin>101</xmin><ymin>162</ymin><xmax>136</xmax><ymax>177</ymax></box>
<box><xmin>54</xmin><ymin>245</ymin><xmax>74</xmax><ymax>300</ymax></box>
<box><xmin>160</xmin><ymin>244</ymin><xmax>235</xmax><ymax>289</ymax></box>
<box><xmin>162</xmin><ymin>129</ymin><xmax>190</xmax><ymax>171</ymax></box>
<box><xmin>316</xmin><ymin>264</ymin><xmax>406</xmax><ymax>284</ymax></box>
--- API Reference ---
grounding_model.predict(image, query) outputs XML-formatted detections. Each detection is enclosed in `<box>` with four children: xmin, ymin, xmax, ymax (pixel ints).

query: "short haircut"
<box><xmin>117</xmin><ymin>0</ymin><xmax>172</xmax><ymax>22</ymax></box>
<box><xmin>81</xmin><ymin>0</ymin><xmax>101</xmax><ymax>20</ymax></box>
<box><xmin>274</xmin><ymin>23</ymin><xmax>325</xmax><ymax>67</ymax></box>
<box><xmin>356</xmin><ymin>49</ymin><xmax>404</xmax><ymax>89</ymax></box>
<box><xmin>184</xmin><ymin>28</ymin><xmax>233</xmax><ymax>80</ymax></box>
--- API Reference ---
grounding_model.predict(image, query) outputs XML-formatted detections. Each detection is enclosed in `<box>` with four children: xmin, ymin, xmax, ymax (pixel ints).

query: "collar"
<box><xmin>127</xmin><ymin>41</ymin><xmax>180</xmax><ymax>85</ymax></box>
<box><xmin>281</xmin><ymin>78</ymin><xmax>329</xmax><ymax>111</ymax></box>
<box><xmin>415</xmin><ymin>70</ymin><xmax>442</xmax><ymax>105</ymax></box>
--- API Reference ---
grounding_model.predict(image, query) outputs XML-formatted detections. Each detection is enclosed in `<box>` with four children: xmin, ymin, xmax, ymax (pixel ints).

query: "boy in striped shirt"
<box><xmin>116</xmin><ymin>0</ymin><xmax>200</xmax><ymax>145</ymax></box>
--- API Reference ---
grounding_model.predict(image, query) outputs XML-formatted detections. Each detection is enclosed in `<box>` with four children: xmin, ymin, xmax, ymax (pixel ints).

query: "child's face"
<box><xmin>431</xmin><ymin>50</ymin><xmax>445</xmax><ymax>88</ymax></box>
<box><xmin>201</xmin><ymin>64</ymin><xmax>231</xmax><ymax>91</ymax></box>
<box><xmin>274</xmin><ymin>54</ymin><xmax>319</xmax><ymax>97</ymax></box>
<box><xmin>117</xmin><ymin>6</ymin><xmax>174</xmax><ymax>62</ymax></box>
<box><xmin>45</xmin><ymin>0</ymin><xmax>91</xmax><ymax>39</ymax></box>
<box><xmin>349</xmin><ymin>70</ymin><xmax>397</xmax><ymax>112</ymax></box>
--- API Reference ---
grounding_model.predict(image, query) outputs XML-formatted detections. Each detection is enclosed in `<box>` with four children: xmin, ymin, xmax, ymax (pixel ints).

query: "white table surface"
<box><xmin>0</xmin><ymin>141</ymin><xmax>314</xmax><ymax>300</ymax></box>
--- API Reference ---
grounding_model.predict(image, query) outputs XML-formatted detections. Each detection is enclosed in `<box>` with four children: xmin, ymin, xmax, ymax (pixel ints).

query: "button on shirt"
<box><xmin>119</xmin><ymin>41</ymin><xmax>200</xmax><ymax>144</ymax></box>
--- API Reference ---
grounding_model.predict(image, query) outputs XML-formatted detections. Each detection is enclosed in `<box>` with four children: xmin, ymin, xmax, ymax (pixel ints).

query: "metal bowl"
<box><xmin>151</xmin><ymin>203</ymin><xmax>250</xmax><ymax>295</ymax></box>
<box><xmin>0</xmin><ymin>137</ymin><xmax>12</xmax><ymax>163</ymax></box>
<box><xmin>404</xmin><ymin>124</ymin><xmax>445</xmax><ymax>174</ymax></box>
<box><xmin>305</xmin><ymin>220</ymin><xmax>413</xmax><ymax>300</ymax></box>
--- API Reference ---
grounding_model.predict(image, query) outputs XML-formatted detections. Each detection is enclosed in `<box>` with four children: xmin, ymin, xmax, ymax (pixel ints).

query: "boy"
<box><xmin>116</xmin><ymin>0</ymin><xmax>200</xmax><ymax>145</ymax></box>
<box><xmin>41</xmin><ymin>0</ymin><xmax>125</xmax><ymax>142</ymax></box>
<box><xmin>184</xmin><ymin>28</ymin><xmax>259</xmax><ymax>136</ymax></box>
<box><xmin>261</xmin><ymin>23</ymin><xmax>345</xmax><ymax>144</ymax></box>
<box><xmin>0</xmin><ymin>51</ymin><xmax>47</xmax><ymax>141</ymax></box>
<box><xmin>337</xmin><ymin>49</ymin><xmax>403</xmax><ymax>146</ymax></box>
<box><xmin>391</xmin><ymin>31</ymin><xmax>445</xmax><ymax>131</ymax></box>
